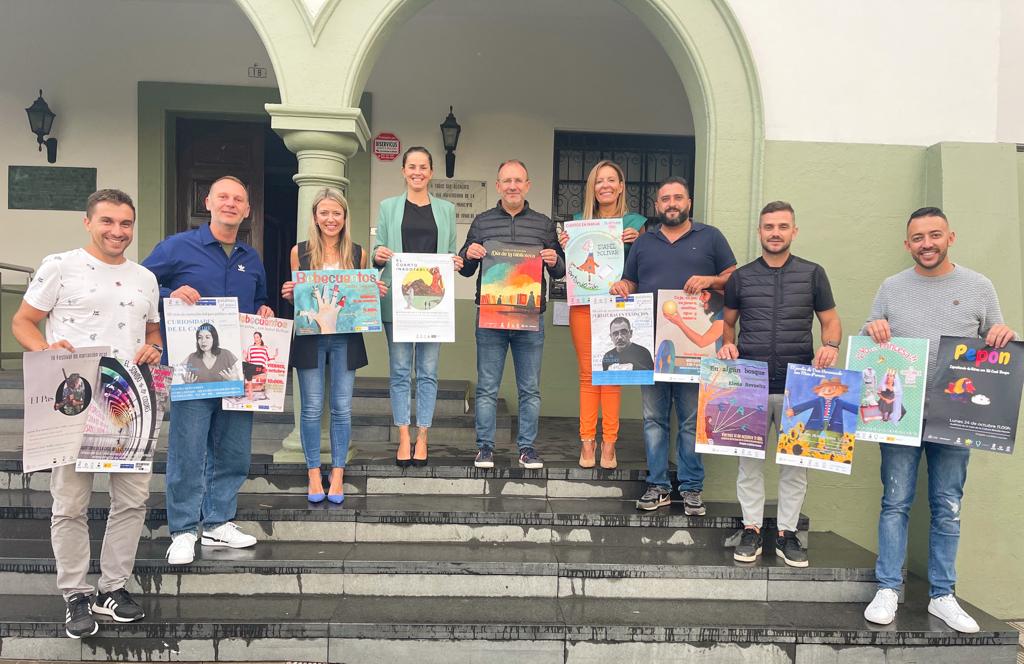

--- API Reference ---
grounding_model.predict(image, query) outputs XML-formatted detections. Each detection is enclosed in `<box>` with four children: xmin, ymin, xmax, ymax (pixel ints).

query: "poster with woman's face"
<box><xmin>163</xmin><ymin>297</ymin><xmax>244</xmax><ymax>401</ymax></box>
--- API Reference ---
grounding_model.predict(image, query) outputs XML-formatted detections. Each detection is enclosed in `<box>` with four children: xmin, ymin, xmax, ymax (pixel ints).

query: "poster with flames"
<box><xmin>391</xmin><ymin>253</ymin><xmax>456</xmax><ymax>343</ymax></box>
<box><xmin>479</xmin><ymin>242</ymin><xmax>542</xmax><ymax>332</ymax></box>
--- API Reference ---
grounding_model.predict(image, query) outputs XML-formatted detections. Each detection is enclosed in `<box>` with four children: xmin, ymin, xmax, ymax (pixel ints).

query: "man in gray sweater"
<box><xmin>861</xmin><ymin>207</ymin><xmax>1016</xmax><ymax>633</ymax></box>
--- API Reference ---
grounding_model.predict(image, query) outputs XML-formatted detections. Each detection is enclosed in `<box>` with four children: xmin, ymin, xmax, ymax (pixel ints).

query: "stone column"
<box><xmin>266</xmin><ymin>104</ymin><xmax>370</xmax><ymax>463</ymax></box>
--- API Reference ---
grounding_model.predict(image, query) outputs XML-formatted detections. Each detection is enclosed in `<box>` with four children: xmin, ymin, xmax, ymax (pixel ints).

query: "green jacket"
<box><xmin>373</xmin><ymin>194</ymin><xmax>457</xmax><ymax>323</ymax></box>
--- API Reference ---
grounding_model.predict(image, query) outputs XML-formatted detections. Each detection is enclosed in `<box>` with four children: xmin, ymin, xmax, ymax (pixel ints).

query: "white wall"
<box><xmin>0</xmin><ymin>0</ymin><xmax>275</xmax><ymax>269</ymax></box>
<box><xmin>364</xmin><ymin>0</ymin><xmax>694</xmax><ymax>298</ymax></box>
<box><xmin>997</xmin><ymin>0</ymin><xmax>1024</xmax><ymax>143</ymax></box>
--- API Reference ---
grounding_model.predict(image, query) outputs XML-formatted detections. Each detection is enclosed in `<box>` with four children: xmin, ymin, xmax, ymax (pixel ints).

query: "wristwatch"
<box><xmin>824</xmin><ymin>341</ymin><xmax>840</xmax><ymax>349</ymax></box>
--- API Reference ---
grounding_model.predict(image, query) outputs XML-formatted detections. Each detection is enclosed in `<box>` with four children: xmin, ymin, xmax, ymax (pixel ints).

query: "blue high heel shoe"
<box><xmin>327</xmin><ymin>470</ymin><xmax>345</xmax><ymax>504</ymax></box>
<box><xmin>308</xmin><ymin>473</ymin><xmax>326</xmax><ymax>503</ymax></box>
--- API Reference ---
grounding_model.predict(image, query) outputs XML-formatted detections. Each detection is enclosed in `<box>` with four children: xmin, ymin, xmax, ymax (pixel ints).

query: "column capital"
<box><xmin>265</xmin><ymin>104</ymin><xmax>370</xmax><ymax>154</ymax></box>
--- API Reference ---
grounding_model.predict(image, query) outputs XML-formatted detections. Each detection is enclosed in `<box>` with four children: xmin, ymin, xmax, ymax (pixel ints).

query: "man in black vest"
<box><xmin>718</xmin><ymin>201</ymin><xmax>842</xmax><ymax>567</ymax></box>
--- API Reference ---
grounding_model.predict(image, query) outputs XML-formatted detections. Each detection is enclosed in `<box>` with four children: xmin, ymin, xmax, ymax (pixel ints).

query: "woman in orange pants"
<box><xmin>561</xmin><ymin>160</ymin><xmax>647</xmax><ymax>468</ymax></box>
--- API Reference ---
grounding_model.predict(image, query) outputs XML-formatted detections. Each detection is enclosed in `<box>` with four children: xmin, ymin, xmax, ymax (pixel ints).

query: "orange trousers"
<box><xmin>569</xmin><ymin>304</ymin><xmax>621</xmax><ymax>443</ymax></box>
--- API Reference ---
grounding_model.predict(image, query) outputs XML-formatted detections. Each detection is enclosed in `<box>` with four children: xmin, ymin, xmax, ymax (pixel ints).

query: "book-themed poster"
<box><xmin>589</xmin><ymin>294</ymin><xmax>655</xmax><ymax>385</ymax></box>
<box><xmin>777</xmin><ymin>364</ymin><xmax>863</xmax><ymax>475</ymax></box>
<box><xmin>695</xmin><ymin>358</ymin><xmax>770</xmax><ymax>459</ymax></box>
<box><xmin>923</xmin><ymin>337</ymin><xmax>1024</xmax><ymax>454</ymax></box>
<box><xmin>164</xmin><ymin>297</ymin><xmax>244</xmax><ymax>401</ymax></box>
<box><xmin>479</xmin><ymin>242</ymin><xmax>543</xmax><ymax>332</ymax></box>
<box><xmin>293</xmin><ymin>269</ymin><xmax>383</xmax><ymax>336</ymax></box>
<box><xmin>222</xmin><ymin>314</ymin><xmax>293</xmax><ymax>413</ymax></box>
<box><xmin>654</xmin><ymin>289</ymin><xmax>725</xmax><ymax>383</ymax></box>
<box><xmin>391</xmin><ymin>253</ymin><xmax>456</xmax><ymax>343</ymax></box>
<box><xmin>845</xmin><ymin>335</ymin><xmax>929</xmax><ymax>447</ymax></box>
<box><xmin>76</xmin><ymin>359</ymin><xmax>171</xmax><ymax>473</ymax></box>
<box><xmin>22</xmin><ymin>347</ymin><xmax>108</xmax><ymax>473</ymax></box>
<box><xmin>564</xmin><ymin>218</ymin><xmax>623</xmax><ymax>306</ymax></box>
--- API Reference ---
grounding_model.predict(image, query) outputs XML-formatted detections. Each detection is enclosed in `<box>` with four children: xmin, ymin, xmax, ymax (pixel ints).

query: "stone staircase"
<box><xmin>0</xmin><ymin>371</ymin><xmax>1017</xmax><ymax>662</ymax></box>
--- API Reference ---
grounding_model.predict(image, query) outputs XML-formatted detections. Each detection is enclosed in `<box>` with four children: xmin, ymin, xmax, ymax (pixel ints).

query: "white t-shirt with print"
<box><xmin>23</xmin><ymin>249</ymin><xmax>160</xmax><ymax>359</ymax></box>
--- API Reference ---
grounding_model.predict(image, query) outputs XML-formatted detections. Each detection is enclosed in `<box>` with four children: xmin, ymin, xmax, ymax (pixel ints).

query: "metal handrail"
<box><xmin>0</xmin><ymin>262</ymin><xmax>35</xmax><ymax>368</ymax></box>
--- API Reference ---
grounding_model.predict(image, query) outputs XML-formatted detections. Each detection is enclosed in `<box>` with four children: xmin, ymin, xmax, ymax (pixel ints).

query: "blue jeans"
<box><xmin>384</xmin><ymin>323</ymin><xmax>441</xmax><ymax>428</ymax></box>
<box><xmin>296</xmin><ymin>334</ymin><xmax>357</xmax><ymax>469</ymax></box>
<box><xmin>166</xmin><ymin>398</ymin><xmax>253</xmax><ymax>536</ymax></box>
<box><xmin>475</xmin><ymin>317</ymin><xmax>544</xmax><ymax>451</ymax></box>
<box><xmin>876</xmin><ymin>441</ymin><xmax>970</xmax><ymax>597</ymax></box>
<box><xmin>640</xmin><ymin>382</ymin><xmax>702</xmax><ymax>491</ymax></box>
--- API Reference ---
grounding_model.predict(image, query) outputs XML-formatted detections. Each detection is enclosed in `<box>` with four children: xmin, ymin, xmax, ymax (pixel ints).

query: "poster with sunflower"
<box><xmin>776</xmin><ymin>364</ymin><xmax>862</xmax><ymax>475</ymax></box>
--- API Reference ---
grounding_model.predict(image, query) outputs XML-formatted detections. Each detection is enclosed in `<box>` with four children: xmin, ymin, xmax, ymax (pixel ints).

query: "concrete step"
<box><xmin>0</xmin><ymin>591</ymin><xmax>1014</xmax><ymax>662</ymax></box>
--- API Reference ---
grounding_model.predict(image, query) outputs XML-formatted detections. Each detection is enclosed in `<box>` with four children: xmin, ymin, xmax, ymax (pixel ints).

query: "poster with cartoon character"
<box><xmin>654</xmin><ymin>289</ymin><xmax>724</xmax><ymax>383</ymax></box>
<box><xmin>777</xmin><ymin>364</ymin><xmax>862</xmax><ymax>475</ymax></box>
<box><xmin>845</xmin><ymin>336</ymin><xmax>929</xmax><ymax>447</ymax></box>
<box><xmin>564</xmin><ymin>218</ymin><xmax>623</xmax><ymax>305</ymax></box>
<box><xmin>923</xmin><ymin>336</ymin><xmax>1024</xmax><ymax>454</ymax></box>
<box><xmin>695</xmin><ymin>357</ymin><xmax>769</xmax><ymax>459</ymax></box>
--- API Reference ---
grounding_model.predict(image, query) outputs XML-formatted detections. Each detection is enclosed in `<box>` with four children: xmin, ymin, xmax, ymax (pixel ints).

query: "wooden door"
<box><xmin>175</xmin><ymin>118</ymin><xmax>265</xmax><ymax>254</ymax></box>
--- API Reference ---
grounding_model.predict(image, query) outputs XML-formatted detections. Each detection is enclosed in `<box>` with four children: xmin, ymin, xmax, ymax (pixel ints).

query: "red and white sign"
<box><xmin>372</xmin><ymin>132</ymin><xmax>401</xmax><ymax>161</ymax></box>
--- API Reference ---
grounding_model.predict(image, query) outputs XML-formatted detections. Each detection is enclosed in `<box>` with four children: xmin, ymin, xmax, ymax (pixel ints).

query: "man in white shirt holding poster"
<box><xmin>12</xmin><ymin>189</ymin><xmax>162</xmax><ymax>639</ymax></box>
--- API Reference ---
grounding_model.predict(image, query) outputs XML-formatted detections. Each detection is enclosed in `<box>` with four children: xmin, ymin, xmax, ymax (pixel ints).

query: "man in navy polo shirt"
<box><xmin>143</xmin><ymin>175</ymin><xmax>273</xmax><ymax>565</ymax></box>
<box><xmin>611</xmin><ymin>177</ymin><xmax>736</xmax><ymax>513</ymax></box>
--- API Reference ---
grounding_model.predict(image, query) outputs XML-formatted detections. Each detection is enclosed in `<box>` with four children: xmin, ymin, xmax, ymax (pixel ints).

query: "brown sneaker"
<box><xmin>578</xmin><ymin>440</ymin><xmax>596</xmax><ymax>468</ymax></box>
<box><xmin>599</xmin><ymin>440</ymin><xmax>618</xmax><ymax>469</ymax></box>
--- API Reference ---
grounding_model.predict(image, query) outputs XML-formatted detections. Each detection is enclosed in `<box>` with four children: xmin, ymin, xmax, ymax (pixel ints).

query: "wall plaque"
<box><xmin>8</xmin><ymin>166</ymin><xmax>97</xmax><ymax>211</ymax></box>
<box><xmin>428</xmin><ymin>179</ymin><xmax>488</xmax><ymax>224</ymax></box>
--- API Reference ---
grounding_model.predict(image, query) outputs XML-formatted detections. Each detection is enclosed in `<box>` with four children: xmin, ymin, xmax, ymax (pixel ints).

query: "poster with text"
<box><xmin>654</xmin><ymin>289</ymin><xmax>725</xmax><ymax>383</ymax></box>
<box><xmin>777</xmin><ymin>364</ymin><xmax>862</xmax><ymax>475</ymax></box>
<box><xmin>565</xmin><ymin>218</ymin><xmax>623</xmax><ymax>305</ymax></box>
<box><xmin>589</xmin><ymin>294</ymin><xmax>655</xmax><ymax>385</ymax></box>
<box><xmin>845</xmin><ymin>335</ymin><xmax>929</xmax><ymax>447</ymax></box>
<box><xmin>22</xmin><ymin>347</ymin><xmax>107</xmax><ymax>473</ymax></box>
<box><xmin>391</xmin><ymin>253</ymin><xmax>456</xmax><ymax>343</ymax></box>
<box><xmin>696</xmin><ymin>358</ymin><xmax>769</xmax><ymax>459</ymax></box>
<box><xmin>164</xmin><ymin>297</ymin><xmax>244</xmax><ymax>401</ymax></box>
<box><xmin>923</xmin><ymin>337</ymin><xmax>1024</xmax><ymax>454</ymax></box>
<box><xmin>76</xmin><ymin>360</ymin><xmax>171</xmax><ymax>473</ymax></box>
<box><xmin>222</xmin><ymin>314</ymin><xmax>293</xmax><ymax>413</ymax></box>
<box><xmin>479</xmin><ymin>242</ymin><xmax>542</xmax><ymax>331</ymax></box>
<box><xmin>293</xmin><ymin>269</ymin><xmax>383</xmax><ymax>335</ymax></box>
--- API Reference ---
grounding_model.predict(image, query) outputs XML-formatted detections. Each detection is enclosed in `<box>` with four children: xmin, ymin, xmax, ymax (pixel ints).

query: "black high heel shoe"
<box><xmin>411</xmin><ymin>455</ymin><xmax>428</xmax><ymax>468</ymax></box>
<box><xmin>395</xmin><ymin>456</ymin><xmax>412</xmax><ymax>468</ymax></box>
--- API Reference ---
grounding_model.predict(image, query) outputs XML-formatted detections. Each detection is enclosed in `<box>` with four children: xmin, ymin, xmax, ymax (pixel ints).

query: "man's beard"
<box><xmin>761</xmin><ymin>237</ymin><xmax>792</xmax><ymax>255</ymax></box>
<box><xmin>658</xmin><ymin>206</ymin><xmax>690</xmax><ymax>227</ymax></box>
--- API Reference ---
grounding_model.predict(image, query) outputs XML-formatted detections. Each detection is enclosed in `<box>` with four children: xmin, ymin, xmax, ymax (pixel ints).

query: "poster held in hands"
<box><xmin>777</xmin><ymin>364</ymin><xmax>862</xmax><ymax>475</ymax></box>
<box><xmin>654</xmin><ymin>289</ymin><xmax>725</xmax><ymax>383</ymax></box>
<box><xmin>222</xmin><ymin>314</ymin><xmax>293</xmax><ymax>413</ymax></box>
<box><xmin>479</xmin><ymin>242</ymin><xmax>543</xmax><ymax>332</ymax></box>
<box><xmin>164</xmin><ymin>297</ymin><xmax>244</xmax><ymax>401</ymax></box>
<box><xmin>293</xmin><ymin>269</ymin><xmax>383</xmax><ymax>336</ymax></box>
<box><xmin>695</xmin><ymin>357</ymin><xmax>769</xmax><ymax>459</ymax></box>
<box><xmin>589</xmin><ymin>294</ymin><xmax>655</xmax><ymax>385</ymax></box>
<box><xmin>845</xmin><ymin>335</ymin><xmax>929</xmax><ymax>447</ymax></box>
<box><xmin>564</xmin><ymin>218</ymin><xmax>623</xmax><ymax>305</ymax></box>
<box><xmin>391</xmin><ymin>253</ymin><xmax>456</xmax><ymax>343</ymax></box>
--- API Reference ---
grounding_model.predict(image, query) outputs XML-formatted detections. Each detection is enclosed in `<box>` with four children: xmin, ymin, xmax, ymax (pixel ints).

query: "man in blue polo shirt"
<box><xmin>143</xmin><ymin>175</ymin><xmax>273</xmax><ymax>565</ymax></box>
<box><xmin>611</xmin><ymin>176</ymin><xmax>736</xmax><ymax>513</ymax></box>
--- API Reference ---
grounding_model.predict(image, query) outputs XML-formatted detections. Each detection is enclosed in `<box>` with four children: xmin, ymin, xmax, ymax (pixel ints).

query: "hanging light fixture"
<box><xmin>439</xmin><ymin>106</ymin><xmax>461</xmax><ymax>178</ymax></box>
<box><xmin>25</xmin><ymin>90</ymin><xmax>58</xmax><ymax>164</ymax></box>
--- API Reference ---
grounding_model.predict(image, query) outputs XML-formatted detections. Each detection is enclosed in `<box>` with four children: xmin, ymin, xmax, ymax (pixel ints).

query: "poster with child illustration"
<box><xmin>845</xmin><ymin>335</ymin><xmax>928</xmax><ymax>447</ymax></box>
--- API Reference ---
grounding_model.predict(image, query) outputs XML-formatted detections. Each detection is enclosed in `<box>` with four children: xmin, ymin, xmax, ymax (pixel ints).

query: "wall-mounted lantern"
<box><xmin>439</xmin><ymin>106</ymin><xmax>461</xmax><ymax>178</ymax></box>
<box><xmin>25</xmin><ymin>90</ymin><xmax>58</xmax><ymax>164</ymax></box>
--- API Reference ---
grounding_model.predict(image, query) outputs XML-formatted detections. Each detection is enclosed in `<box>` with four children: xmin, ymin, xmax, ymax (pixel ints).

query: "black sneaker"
<box><xmin>775</xmin><ymin>530</ymin><xmax>809</xmax><ymax>568</ymax></box>
<box><xmin>733</xmin><ymin>527</ymin><xmax>763</xmax><ymax>563</ymax></box>
<box><xmin>64</xmin><ymin>592</ymin><xmax>98</xmax><ymax>639</ymax></box>
<box><xmin>635</xmin><ymin>485</ymin><xmax>671</xmax><ymax>511</ymax></box>
<box><xmin>474</xmin><ymin>448</ymin><xmax>494</xmax><ymax>468</ymax></box>
<box><xmin>680</xmin><ymin>489</ymin><xmax>706</xmax><ymax>516</ymax></box>
<box><xmin>93</xmin><ymin>587</ymin><xmax>145</xmax><ymax>622</ymax></box>
<box><xmin>518</xmin><ymin>448</ymin><xmax>544</xmax><ymax>469</ymax></box>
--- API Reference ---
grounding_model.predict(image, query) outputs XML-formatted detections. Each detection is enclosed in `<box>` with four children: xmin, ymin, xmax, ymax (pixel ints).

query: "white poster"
<box><xmin>164</xmin><ymin>297</ymin><xmax>244</xmax><ymax>401</ymax></box>
<box><xmin>391</xmin><ymin>253</ymin><xmax>456</xmax><ymax>343</ymax></box>
<box><xmin>223</xmin><ymin>314</ymin><xmax>294</xmax><ymax>413</ymax></box>
<box><xmin>589</xmin><ymin>294</ymin><xmax>655</xmax><ymax>385</ymax></box>
<box><xmin>22</xmin><ymin>347</ymin><xmax>108</xmax><ymax>473</ymax></box>
<box><xmin>76</xmin><ymin>360</ymin><xmax>171</xmax><ymax>473</ymax></box>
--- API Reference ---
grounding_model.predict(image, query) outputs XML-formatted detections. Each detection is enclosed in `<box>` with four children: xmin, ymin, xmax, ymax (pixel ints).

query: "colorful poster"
<box><xmin>589</xmin><ymin>294</ymin><xmax>655</xmax><ymax>385</ymax></box>
<box><xmin>654</xmin><ymin>289</ymin><xmax>724</xmax><ymax>383</ymax></box>
<box><xmin>76</xmin><ymin>360</ymin><xmax>171</xmax><ymax>473</ymax></box>
<box><xmin>564</xmin><ymin>218</ymin><xmax>623</xmax><ymax>305</ymax></box>
<box><xmin>923</xmin><ymin>337</ymin><xmax>1024</xmax><ymax>454</ymax></box>
<box><xmin>777</xmin><ymin>364</ymin><xmax>862</xmax><ymax>475</ymax></box>
<box><xmin>293</xmin><ymin>269</ymin><xmax>383</xmax><ymax>335</ymax></box>
<box><xmin>164</xmin><ymin>297</ymin><xmax>244</xmax><ymax>401</ymax></box>
<box><xmin>479</xmin><ymin>242</ymin><xmax>542</xmax><ymax>331</ymax></box>
<box><xmin>391</xmin><ymin>253</ymin><xmax>456</xmax><ymax>343</ymax></box>
<box><xmin>845</xmin><ymin>336</ymin><xmax>929</xmax><ymax>447</ymax></box>
<box><xmin>22</xmin><ymin>347</ymin><xmax>108</xmax><ymax>473</ymax></box>
<box><xmin>695</xmin><ymin>358</ymin><xmax>770</xmax><ymax>459</ymax></box>
<box><xmin>222</xmin><ymin>314</ymin><xmax>293</xmax><ymax>413</ymax></box>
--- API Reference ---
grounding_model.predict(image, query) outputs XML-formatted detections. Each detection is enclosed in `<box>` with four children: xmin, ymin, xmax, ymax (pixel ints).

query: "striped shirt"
<box><xmin>245</xmin><ymin>345</ymin><xmax>271</xmax><ymax>368</ymax></box>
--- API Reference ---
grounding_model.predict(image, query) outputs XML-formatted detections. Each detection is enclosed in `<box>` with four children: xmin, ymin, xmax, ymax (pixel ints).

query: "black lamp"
<box><xmin>439</xmin><ymin>106</ymin><xmax>461</xmax><ymax>178</ymax></box>
<box><xmin>25</xmin><ymin>90</ymin><xmax>58</xmax><ymax>164</ymax></box>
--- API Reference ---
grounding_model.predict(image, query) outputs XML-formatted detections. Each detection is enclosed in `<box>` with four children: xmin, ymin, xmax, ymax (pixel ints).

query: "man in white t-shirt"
<box><xmin>12</xmin><ymin>189</ymin><xmax>162</xmax><ymax>640</ymax></box>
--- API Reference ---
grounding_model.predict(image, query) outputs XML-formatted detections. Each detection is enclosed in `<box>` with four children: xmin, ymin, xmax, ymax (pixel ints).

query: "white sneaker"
<box><xmin>166</xmin><ymin>533</ymin><xmax>197</xmax><ymax>565</ymax></box>
<box><xmin>928</xmin><ymin>594</ymin><xmax>980</xmax><ymax>633</ymax></box>
<box><xmin>864</xmin><ymin>588</ymin><xmax>899</xmax><ymax>625</ymax></box>
<box><xmin>201</xmin><ymin>522</ymin><xmax>257</xmax><ymax>549</ymax></box>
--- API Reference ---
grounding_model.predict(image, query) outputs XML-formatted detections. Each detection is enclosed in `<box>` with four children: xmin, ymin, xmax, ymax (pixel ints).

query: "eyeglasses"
<box><xmin>499</xmin><ymin>178</ymin><xmax>527</xmax><ymax>186</ymax></box>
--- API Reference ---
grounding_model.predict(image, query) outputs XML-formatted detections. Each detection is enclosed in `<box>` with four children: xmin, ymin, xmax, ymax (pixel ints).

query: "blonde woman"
<box><xmin>560</xmin><ymin>160</ymin><xmax>647</xmax><ymax>468</ymax></box>
<box><xmin>282</xmin><ymin>188</ymin><xmax>385</xmax><ymax>503</ymax></box>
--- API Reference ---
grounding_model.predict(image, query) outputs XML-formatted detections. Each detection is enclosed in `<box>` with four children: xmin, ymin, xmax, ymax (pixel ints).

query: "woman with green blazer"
<box><xmin>373</xmin><ymin>146</ymin><xmax>462</xmax><ymax>467</ymax></box>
